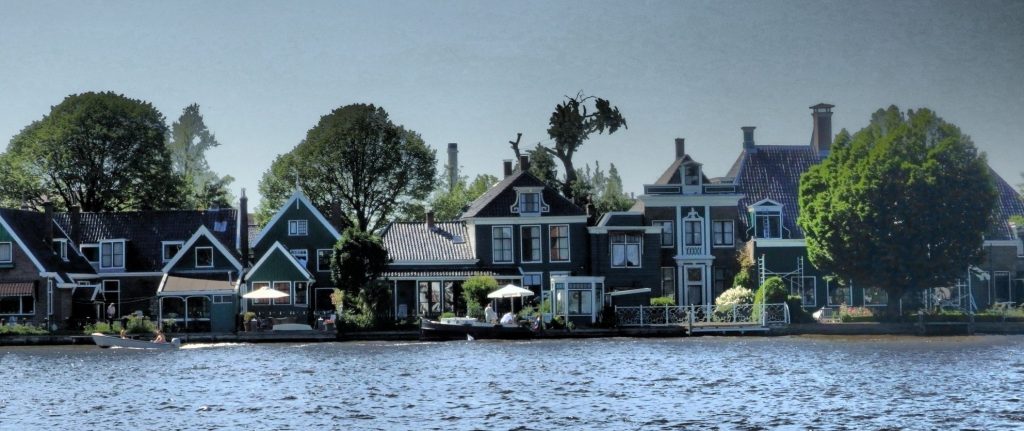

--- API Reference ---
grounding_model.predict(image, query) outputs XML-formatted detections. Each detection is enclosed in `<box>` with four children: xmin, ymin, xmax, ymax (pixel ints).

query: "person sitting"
<box><xmin>119</xmin><ymin>328</ymin><xmax>128</xmax><ymax>339</ymax></box>
<box><xmin>485</xmin><ymin>304</ymin><xmax>498</xmax><ymax>324</ymax></box>
<box><xmin>500</xmin><ymin>311</ymin><xmax>515</xmax><ymax>325</ymax></box>
<box><xmin>153</xmin><ymin>329</ymin><xmax>167</xmax><ymax>343</ymax></box>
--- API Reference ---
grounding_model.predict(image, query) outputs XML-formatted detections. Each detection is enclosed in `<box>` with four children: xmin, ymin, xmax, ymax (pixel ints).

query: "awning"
<box><xmin>0</xmin><ymin>282</ymin><xmax>33</xmax><ymax>297</ymax></box>
<box><xmin>158</xmin><ymin>275</ymin><xmax>236</xmax><ymax>296</ymax></box>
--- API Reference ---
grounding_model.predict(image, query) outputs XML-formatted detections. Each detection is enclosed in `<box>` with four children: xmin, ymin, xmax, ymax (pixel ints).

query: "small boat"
<box><xmin>91</xmin><ymin>333</ymin><xmax>181</xmax><ymax>349</ymax></box>
<box><xmin>419</xmin><ymin>317</ymin><xmax>533</xmax><ymax>341</ymax></box>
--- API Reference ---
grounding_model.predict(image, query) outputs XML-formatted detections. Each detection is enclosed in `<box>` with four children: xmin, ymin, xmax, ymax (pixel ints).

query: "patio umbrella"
<box><xmin>242</xmin><ymin>286</ymin><xmax>290</xmax><ymax>299</ymax></box>
<box><xmin>487</xmin><ymin>284</ymin><xmax>535</xmax><ymax>313</ymax></box>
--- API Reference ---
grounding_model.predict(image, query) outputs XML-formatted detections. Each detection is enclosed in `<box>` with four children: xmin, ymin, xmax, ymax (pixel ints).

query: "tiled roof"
<box><xmin>54</xmin><ymin>209</ymin><xmax>239</xmax><ymax>272</ymax></box>
<box><xmin>460</xmin><ymin>171</ymin><xmax>585</xmax><ymax>218</ymax></box>
<box><xmin>731</xmin><ymin>145</ymin><xmax>826</xmax><ymax>239</ymax></box>
<box><xmin>990</xmin><ymin>171</ymin><xmax>1024</xmax><ymax>240</ymax></box>
<box><xmin>382</xmin><ymin>221</ymin><xmax>475</xmax><ymax>262</ymax></box>
<box><xmin>383</xmin><ymin>268</ymin><xmax>518</xmax><ymax>279</ymax></box>
<box><xmin>0</xmin><ymin>208</ymin><xmax>95</xmax><ymax>277</ymax></box>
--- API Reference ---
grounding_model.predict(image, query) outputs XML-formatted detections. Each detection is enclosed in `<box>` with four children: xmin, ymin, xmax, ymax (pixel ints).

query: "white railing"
<box><xmin>615</xmin><ymin>303</ymin><xmax>790</xmax><ymax>327</ymax></box>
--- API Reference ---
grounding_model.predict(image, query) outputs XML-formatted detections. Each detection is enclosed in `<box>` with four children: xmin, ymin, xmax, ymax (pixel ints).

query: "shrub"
<box><xmin>650</xmin><ymin>296</ymin><xmax>676</xmax><ymax>306</ymax></box>
<box><xmin>462</xmin><ymin>275</ymin><xmax>498</xmax><ymax>316</ymax></box>
<box><xmin>838</xmin><ymin>305</ymin><xmax>875</xmax><ymax>323</ymax></box>
<box><xmin>124</xmin><ymin>315</ymin><xmax>157</xmax><ymax>334</ymax></box>
<box><xmin>516</xmin><ymin>305</ymin><xmax>536</xmax><ymax>321</ymax></box>
<box><xmin>786</xmin><ymin>295</ymin><xmax>813</xmax><ymax>323</ymax></box>
<box><xmin>83</xmin><ymin>321</ymin><xmax>116</xmax><ymax>334</ymax></box>
<box><xmin>716</xmin><ymin>286</ymin><xmax>754</xmax><ymax>306</ymax></box>
<box><xmin>439</xmin><ymin>312</ymin><xmax>456</xmax><ymax>319</ymax></box>
<box><xmin>0</xmin><ymin>323</ymin><xmax>48</xmax><ymax>335</ymax></box>
<box><xmin>754</xmin><ymin>277</ymin><xmax>788</xmax><ymax>305</ymax></box>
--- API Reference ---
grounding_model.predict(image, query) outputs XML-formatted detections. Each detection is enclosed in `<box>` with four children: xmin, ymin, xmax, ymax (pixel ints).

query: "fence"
<box><xmin>615</xmin><ymin>303</ymin><xmax>790</xmax><ymax>327</ymax></box>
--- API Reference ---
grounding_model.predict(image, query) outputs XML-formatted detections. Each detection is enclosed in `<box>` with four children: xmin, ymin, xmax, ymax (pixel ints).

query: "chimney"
<box><xmin>447</xmin><ymin>143</ymin><xmax>458</xmax><ymax>192</ymax></box>
<box><xmin>426</xmin><ymin>210</ymin><xmax>435</xmax><ymax>229</ymax></box>
<box><xmin>518</xmin><ymin>155</ymin><xmax>530</xmax><ymax>172</ymax></box>
<box><xmin>238</xmin><ymin>189</ymin><xmax>250</xmax><ymax>266</ymax></box>
<box><xmin>811</xmin><ymin>103</ymin><xmax>834</xmax><ymax>155</ymax></box>
<box><xmin>43</xmin><ymin>201</ymin><xmax>54</xmax><ymax>244</ymax></box>
<box><xmin>742</xmin><ymin>127</ymin><xmax>756</xmax><ymax>152</ymax></box>
<box><xmin>674</xmin><ymin>138</ymin><xmax>685</xmax><ymax>159</ymax></box>
<box><xmin>503</xmin><ymin>159</ymin><xmax>513</xmax><ymax>178</ymax></box>
<box><xmin>69</xmin><ymin>205</ymin><xmax>80</xmax><ymax>247</ymax></box>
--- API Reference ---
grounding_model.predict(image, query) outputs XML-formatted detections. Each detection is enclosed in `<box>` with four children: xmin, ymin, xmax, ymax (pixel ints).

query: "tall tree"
<box><xmin>544</xmin><ymin>92</ymin><xmax>627</xmax><ymax>202</ymax></box>
<box><xmin>257</xmin><ymin>104</ymin><xmax>436</xmax><ymax>232</ymax></box>
<box><xmin>167</xmin><ymin>103</ymin><xmax>234</xmax><ymax>209</ymax></box>
<box><xmin>596</xmin><ymin>163</ymin><xmax>634</xmax><ymax>214</ymax></box>
<box><xmin>1</xmin><ymin>92</ymin><xmax>183</xmax><ymax>211</ymax></box>
<box><xmin>330</xmin><ymin>227</ymin><xmax>390</xmax><ymax>320</ymax></box>
<box><xmin>798</xmin><ymin>106</ymin><xmax>997</xmax><ymax>318</ymax></box>
<box><xmin>397</xmin><ymin>173</ymin><xmax>499</xmax><ymax>222</ymax></box>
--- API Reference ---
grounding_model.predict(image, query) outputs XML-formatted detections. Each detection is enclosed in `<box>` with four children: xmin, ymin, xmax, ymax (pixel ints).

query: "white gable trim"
<box><xmin>244</xmin><ymin>241</ymin><xmax>314</xmax><ymax>282</ymax></box>
<box><xmin>0</xmin><ymin>214</ymin><xmax>46</xmax><ymax>272</ymax></box>
<box><xmin>161</xmin><ymin>225</ymin><xmax>243</xmax><ymax>273</ymax></box>
<box><xmin>253</xmin><ymin>189</ymin><xmax>342</xmax><ymax>249</ymax></box>
<box><xmin>750</xmin><ymin>198</ymin><xmax>783</xmax><ymax>208</ymax></box>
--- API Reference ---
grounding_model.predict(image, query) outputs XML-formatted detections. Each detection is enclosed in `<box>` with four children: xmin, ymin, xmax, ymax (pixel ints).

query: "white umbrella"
<box><xmin>242</xmin><ymin>286</ymin><xmax>290</xmax><ymax>299</ymax></box>
<box><xmin>487</xmin><ymin>284</ymin><xmax>535</xmax><ymax>314</ymax></box>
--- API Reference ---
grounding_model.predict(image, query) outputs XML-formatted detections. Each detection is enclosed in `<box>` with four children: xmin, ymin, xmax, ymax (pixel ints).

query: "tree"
<box><xmin>167</xmin><ymin>103</ymin><xmax>234</xmax><ymax>209</ymax></box>
<box><xmin>1</xmin><ymin>92</ymin><xmax>183</xmax><ymax>211</ymax></box>
<box><xmin>330</xmin><ymin>227</ymin><xmax>391</xmax><ymax>318</ymax></box>
<box><xmin>798</xmin><ymin>106</ymin><xmax>997</xmax><ymax>318</ymax></box>
<box><xmin>257</xmin><ymin>104</ymin><xmax>436</xmax><ymax>232</ymax></box>
<box><xmin>397</xmin><ymin>172</ymin><xmax>499</xmax><ymax>223</ymax></box>
<box><xmin>461</xmin><ymin>275</ymin><xmax>498</xmax><ymax>318</ymax></box>
<box><xmin>544</xmin><ymin>92</ymin><xmax>627</xmax><ymax>203</ymax></box>
<box><xmin>570</xmin><ymin>161</ymin><xmax>634</xmax><ymax>220</ymax></box>
<box><xmin>594</xmin><ymin>163</ymin><xmax>634</xmax><ymax>215</ymax></box>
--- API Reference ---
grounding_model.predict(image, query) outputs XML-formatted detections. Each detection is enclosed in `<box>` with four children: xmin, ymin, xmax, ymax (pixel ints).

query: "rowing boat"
<box><xmin>91</xmin><ymin>333</ymin><xmax>181</xmax><ymax>349</ymax></box>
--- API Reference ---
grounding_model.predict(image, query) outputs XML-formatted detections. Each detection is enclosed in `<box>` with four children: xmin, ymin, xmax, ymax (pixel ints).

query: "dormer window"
<box><xmin>511</xmin><ymin>187</ymin><xmax>549</xmax><ymax>215</ymax></box>
<box><xmin>750</xmin><ymin>200</ymin><xmax>784</xmax><ymax>239</ymax></box>
<box><xmin>99</xmin><ymin>240</ymin><xmax>125</xmax><ymax>269</ymax></box>
<box><xmin>162</xmin><ymin>241</ymin><xmax>184</xmax><ymax>262</ymax></box>
<box><xmin>288</xmin><ymin>220</ymin><xmax>308</xmax><ymax>236</ymax></box>
<box><xmin>520</xmin><ymin>193</ymin><xmax>541</xmax><ymax>213</ymax></box>
<box><xmin>684</xmin><ymin>165</ymin><xmax>700</xmax><ymax>186</ymax></box>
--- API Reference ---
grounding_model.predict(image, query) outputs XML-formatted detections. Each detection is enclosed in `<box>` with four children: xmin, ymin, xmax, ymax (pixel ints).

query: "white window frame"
<box><xmin>863</xmin><ymin>285</ymin><xmax>888</xmax><ymax>307</ymax></box>
<box><xmin>0</xmin><ymin>241</ymin><xmax>12</xmax><ymax>263</ymax></box>
<box><xmin>684</xmin><ymin>220</ymin><xmax>702</xmax><ymax>247</ymax></box>
<box><xmin>549</xmin><ymin>224</ymin><xmax>570</xmax><ymax>263</ymax></box>
<box><xmin>522</xmin><ymin>272</ymin><xmax>543</xmax><ymax>290</ymax></box>
<box><xmin>288</xmin><ymin>219</ymin><xmax>308</xmax><ymax>236</ymax></box>
<box><xmin>53</xmin><ymin>239</ymin><xmax>68</xmax><ymax>261</ymax></box>
<box><xmin>610</xmin><ymin>232</ymin><xmax>643</xmax><ymax>268</ymax></box>
<box><xmin>194</xmin><ymin>246</ymin><xmax>214</xmax><ymax>268</ymax></box>
<box><xmin>519</xmin><ymin>192</ymin><xmax>541</xmax><ymax>214</ymax></box>
<box><xmin>273</xmin><ymin>281</ymin><xmax>292</xmax><ymax>305</ymax></box>
<box><xmin>212</xmin><ymin>295</ymin><xmax>232</xmax><ymax>304</ymax></box>
<box><xmin>293</xmin><ymin>281</ymin><xmax>309</xmax><ymax>307</ymax></box>
<box><xmin>99</xmin><ymin>240</ymin><xmax>125</xmax><ymax>270</ymax></box>
<box><xmin>791</xmin><ymin>276</ymin><xmax>817</xmax><ymax>307</ymax></box>
<box><xmin>290</xmin><ymin>249</ymin><xmax>309</xmax><ymax>268</ymax></box>
<box><xmin>826</xmin><ymin>278</ymin><xmax>853</xmax><ymax>307</ymax></box>
<box><xmin>712</xmin><ymin>220</ymin><xmax>735</xmax><ymax>247</ymax></box>
<box><xmin>661</xmin><ymin>267</ymin><xmax>675</xmax><ymax>299</ymax></box>
<box><xmin>653</xmin><ymin>220</ymin><xmax>673</xmax><ymax>248</ymax></box>
<box><xmin>316</xmin><ymin>249</ymin><xmax>332</xmax><ymax>272</ymax></box>
<box><xmin>162</xmin><ymin>241</ymin><xmax>184</xmax><ymax>262</ymax></box>
<box><xmin>491</xmin><ymin>225</ymin><xmax>513</xmax><ymax>264</ymax></box>
<box><xmin>520</xmin><ymin>225</ymin><xmax>542</xmax><ymax>264</ymax></box>
<box><xmin>251</xmin><ymin>281</ymin><xmax>271</xmax><ymax>305</ymax></box>
<box><xmin>80</xmin><ymin>244</ymin><xmax>99</xmax><ymax>265</ymax></box>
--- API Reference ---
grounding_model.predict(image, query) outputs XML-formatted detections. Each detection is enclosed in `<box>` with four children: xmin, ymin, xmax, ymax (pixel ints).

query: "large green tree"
<box><xmin>167</xmin><ymin>103</ymin><xmax>234</xmax><ymax>209</ymax></box>
<box><xmin>257</xmin><ymin>104</ymin><xmax>436</xmax><ymax>232</ymax></box>
<box><xmin>1</xmin><ymin>92</ymin><xmax>182</xmax><ymax>211</ymax></box>
<box><xmin>798</xmin><ymin>106</ymin><xmax>997</xmax><ymax>317</ymax></box>
<box><xmin>330</xmin><ymin>227</ymin><xmax>390</xmax><ymax>319</ymax></box>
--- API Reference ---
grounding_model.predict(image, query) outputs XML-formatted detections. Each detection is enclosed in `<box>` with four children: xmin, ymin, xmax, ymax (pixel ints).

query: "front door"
<box><xmin>684</xmin><ymin>266</ymin><xmax>705</xmax><ymax>305</ymax></box>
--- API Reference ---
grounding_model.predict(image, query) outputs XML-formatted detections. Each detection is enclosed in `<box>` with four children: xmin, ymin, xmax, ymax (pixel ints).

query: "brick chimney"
<box><xmin>518</xmin><ymin>155</ymin><xmax>530</xmax><ymax>172</ymax></box>
<box><xmin>447</xmin><ymin>143</ymin><xmax>458</xmax><ymax>192</ymax></box>
<box><xmin>503</xmin><ymin>159</ymin><xmax>513</xmax><ymax>178</ymax></box>
<box><xmin>238</xmin><ymin>189</ymin><xmax>250</xmax><ymax>266</ymax></box>
<box><xmin>742</xmin><ymin>127</ymin><xmax>756</xmax><ymax>153</ymax></box>
<box><xmin>426</xmin><ymin>210</ymin><xmax>435</xmax><ymax>230</ymax></box>
<box><xmin>811</xmin><ymin>103</ymin><xmax>834</xmax><ymax>155</ymax></box>
<box><xmin>69</xmin><ymin>205</ymin><xmax>80</xmax><ymax>247</ymax></box>
<box><xmin>43</xmin><ymin>201</ymin><xmax>54</xmax><ymax>245</ymax></box>
<box><xmin>675</xmin><ymin>138</ymin><xmax>685</xmax><ymax>159</ymax></box>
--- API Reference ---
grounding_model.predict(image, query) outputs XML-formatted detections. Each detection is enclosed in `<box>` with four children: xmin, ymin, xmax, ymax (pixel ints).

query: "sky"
<box><xmin>1</xmin><ymin>0</ymin><xmax>1022</xmax><ymax>212</ymax></box>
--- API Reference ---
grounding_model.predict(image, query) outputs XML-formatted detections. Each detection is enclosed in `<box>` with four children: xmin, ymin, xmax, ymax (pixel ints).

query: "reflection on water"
<box><xmin>2</xmin><ymin>336</ymin><xmax>1023</xmax><ymax>429</ymax></box>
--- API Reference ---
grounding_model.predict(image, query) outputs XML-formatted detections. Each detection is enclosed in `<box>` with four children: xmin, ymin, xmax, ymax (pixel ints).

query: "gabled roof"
<box><xmin>989</xmin><ymin>170</ymin><xmax>1024</xmax><ymax>240</ymax></box>
<box><xmin>382</xmin><ymin>221</ymin><xmax>476</xmax><ymax>263</ymax></box>
<box><xmin>253</xmin><ymin>189</ymin><xmax>341</xmax><ymax>248</ymax></box>
<box><xmin>161</xmin><ymin>225</ymin><xmax>244</xmax><ymax>273</ymax></box>
<box><xmin>54</xmin><ymin>209</ymin><xmax>239</xmax><ymax>272</ymax></box>
<box><xmin>0</xmin><ymin>208</ymin><xmax>95</xmax><ymax>281</ymax></box>
<box><xmin>460</xmin><ymin>171</ymin><xmax>585</xmax><ymax>218</ymax></box>
<box><xmin>244</xmin><ymin>241</ymin><xmax>314</xmax><ymax>281</ymax></box>
<box><xmin>653</xmin><ymin>154</ymin><xmax>713</xmax><ymax>185</ymax></box>
<box><xmin>730</xmin><ymin>145</ymin><xmax>826</xmax><ymax>239</ymax></box>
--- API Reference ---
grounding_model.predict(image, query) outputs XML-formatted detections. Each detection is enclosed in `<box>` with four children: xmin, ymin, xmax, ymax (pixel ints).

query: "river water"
<box><xmin>1</xmin><ymin>335</ymin><xmax>1023</xmax><ymax>430</ymax></box>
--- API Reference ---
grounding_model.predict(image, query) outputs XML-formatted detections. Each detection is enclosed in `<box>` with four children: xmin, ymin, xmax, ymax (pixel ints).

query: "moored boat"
<box><xmin>419</xmin><ymin>317</ymin><xmax>533</xmax><ymax>341</ymax></box>
<box><xmin>91</xmin><ymin>333</ymin><xmax>182</xmax><ymax>349</ymax></box>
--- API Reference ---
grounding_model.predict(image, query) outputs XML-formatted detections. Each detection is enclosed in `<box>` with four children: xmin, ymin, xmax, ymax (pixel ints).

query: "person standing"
<box><xmin>484</xmin><ymin>303</ymin><xmax>497</xmax><ymax>324</ymax></box>
<box><xmin>106</xmin><ymin>303</ymin><xmax>116</xmax><ymax>325</ymax></box>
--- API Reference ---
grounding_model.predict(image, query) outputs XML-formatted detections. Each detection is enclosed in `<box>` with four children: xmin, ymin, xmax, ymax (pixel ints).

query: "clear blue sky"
<box><xmin>2</xmin><ymin>0</ymin><xmax>1022</xmax><ymax>212</ymax></box>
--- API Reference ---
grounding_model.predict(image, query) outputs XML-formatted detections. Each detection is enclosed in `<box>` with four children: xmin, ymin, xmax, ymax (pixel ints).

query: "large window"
<box><xmin>684</xmin><ymin>220</ymin><xmax>702</xmax><ymax>246</ymax></box>
<box><xmin>661</xmin><ymin>267</ymin><xmax>675</xmax><ymax>299</ymax></box>
<box><xmin>288</xmin><ymin>220</ymin><xmax>308</xmax><ymax>236</ymax></box>
<box><xmin>753</xmin><ymin>211</ymin><xmax>782</xmax><ymax>239</ymax></box>
<box><xmin>519</xmin><ymin>192</ymin><xmax>541</xmax><ymax>213</ymax></box>
<box><xmin>0</xmin><ymin>293</ymin><xmax>33</xmax><ymax>315</ymax></box>
<box><xmin>653</xmin><ymin>221</ymin><xmax>673</xmax><ymax>247</ymax></box>
<box><xmin>100</xmin><ymin>240</ymin><xmax>125</xmax><ymax>269</ymax></box>
<box><xmin>826</xmin><ymin>279</ymin><xmax>852</xmax><ymax>307</ymax></box>
<box><xmin>251</xmin><ymin>282</ymin><xmax>271</xmax><ymax>305</ymax></box>
<box><xmin>549</xmin><ymin>225</ymin><xmax>570</xmax><ymax>262</ymax></box>
<box><xmin>491</xmin><ymin>226</ymin><xmax>513</xmax><ymax>263</ymax></box>
<box><xmin>863</xmin><ymin>286</ymin><xmax>887</xmax><ymax>307</ymax></box>
<box><xmin>522</xmin><ymin>273</ymin><xmax>543</xmax><ymax>292</ymax></box>
<box><xmin>195</xmin><ymin>247</ymin><xmax>214</xmax><ymax>268</ymax></box>
<box><xmin>712</xmin><ymin>220</ymin><xmax>734</xmax><ymax>246</ymax></box>
<box><xmin>418</xmin><ymin>281</ymin><xmax>443</xmax><ymax>315</ymax></box>
<box><xmin>317</xmin><ymin>249</ymin><xmax>332</xmax><ymax>272</ymax></box>
<box><xmin>0</xmin><ymin>242</ymin><xmax>11</xmax><ymax>263</ymax></box>
<box><xmin>555</xmin><ymin>283</ymin><xmax>594</xmax><ymax>315</ymax></box>
<box><xmin>294</xmin><ymin>282</ymin><xmax>309</xmax><ymax>306</ymax></box>
<box><xmin>273</xmin><ymin>281</ymin><xmax>291</xmax><ymax>305</ymax></box>
<box><xmin>791</xmin><ymin>276</ymin><xmax>816</xmax><ymax>307</ymax></box>
<box><xmin>610</xmin><ymin>232</ymin><xmax>642</xmax><ymax>268</ymax></box>
<box><xmin>162</xmin><ymin>241</ymin><xmax>183</xmax><ymax>262</ymax></box>
<box><xmin>521</xmin><ymin>226</ymin><xmax>541</xmax><ymax>263</ymax></box>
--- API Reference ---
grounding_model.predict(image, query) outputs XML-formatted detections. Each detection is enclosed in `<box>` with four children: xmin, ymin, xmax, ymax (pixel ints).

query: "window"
<box><xmin>610</xmin><ymin>232</ymin><xmax>642</xmax><ymax>268</ymax></box>
<box><xmin>549</xmin><ymin>225</ymin><xmax>570</xmax><ymax>262</ymax></box>
<box><xmin>684</xmin><ymin>220</ymin><xmax>702</xmax><ymax>246</ymax></box>
<box><xmin>81</xmin><ymin>245</ymin><xmax>99</xmax><ymax>264</ymax></box>
<box><xmin>418</xmin><ymin>281</ymin><xmax>443</xmax><ymax>315</ymax></box>
<box><xmin>273</xmin><ymin>281</ymin><xmax>291</xmax><ymax>305</ymax></box>
<box><xmin>791</xmin><ymin>276</ymin><xmax>816</xmax><ymax>307</ymax></box>
<box><xmin>288</xmin><ymin>220</ymin><xmax>308</xmax><ymax>236</ymax></box>
<box><xmin>317</xmin><ymin>249</ymin><xmax>332</xmax><ymax>272</ymax></box>
<box><xmin>522</xmin><ymin>273</ymin><xmax>543</xmax><ymax>292</ymax></box>
<box><xmin>251</xmin><ymin>282</ymin><xmax>270</xmax><ymax>305</ymax></box>
<box><xmin>102</xmin><ymin>280</ymin><xmax>120</xmax><ymax>317</ymax></box>
<box><xmin>195</xmin><ymin>247</ymin><xmax>214</xmax><ymax>268</ymax></box>
<box><xmin>213</xmin><ymin>295</ymin><xmax>232</xmax><ymax>304</ymax></box>
<box><xmin>712</xmin><ymin>220</ymin><xmax>734</xmax><ymax>246</ymax></box>
<box><xmin>521</xmin><ymin>226</ymin><xmax>541</xmax><ymax>263</ymax></box>
<box><xmin>0</xmin><ymin>242</ymin><xmax>11</xmax><ymax>263</ymax></box>
<box><xmin>826</xmin><ymin>279</ymin><xmax>852</xmax><ymax>307</ymax></box>
<box><xmin>653</xmin><ymin>221</ymin><xmax>673</xmax><ymax>247</ymax></box>
<box><xmin>567</xmin><ymin>290</ymin><xmax>593</xmax><ymax>315</ymax></box>
<box><xmin>290</xmin><ymin>249</ymin><xmax>308</xmax><ymax>268</ymax></box>
<box><xmin>714</xmin><ymin>268</ymin><xmax>730</xmax><ymax>298</ymax></box>
<box><xmin>294</xmin><ymin>282</ymin><xmax>309</xmax><ymax>306</ymax></box>
<box><xmin>661</xmin><ymin>267</ymin><xmax>675</xmax><ymax>299</ymax></box>
<box><xmin>491</xmin><ymin>226</ymin><xmax>513</xmax><ymax>263</ymax></box>
<box><xmin>863</xmin><ymin>286</ymin><xmax>887</xmax><ymax>307</ymax></box>
<box><xmin>162</xmin><ymin>241</ymin><xmax>183</xmax><ymax>262</ymax></box>
<box><xmin>519</xmin><ymin>192</ymin><xmax>541</xmax><ymax>214</ymax></box>
<box><xmin>99</xmin><ymin>241</ymin><xmax>125</xmax><ymax>269</ymax></box>
<box><xmin>53</xmin><ymin>240</ymin><xmax>67</xmax><ymax>261</ymax></box>
<box><xmin>0</xmin><ymin>291</ymin><xmax>33</xmax><ymax>315</ymax></box>
<box><xmin>683</xmin><ymin>164</ymin><xmax>700</xmax><ymax>186</ymax></box>
<box><xmin>753</xmin><ymin>211</ymin><xmax>782</xmax><ymax>239</ymax></box>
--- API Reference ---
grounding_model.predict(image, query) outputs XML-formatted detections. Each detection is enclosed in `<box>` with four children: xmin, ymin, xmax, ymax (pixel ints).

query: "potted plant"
<box><xmin>242</xmin><ymin>311</ymin><xmax>256</xmax><ymax>332</ymax></box>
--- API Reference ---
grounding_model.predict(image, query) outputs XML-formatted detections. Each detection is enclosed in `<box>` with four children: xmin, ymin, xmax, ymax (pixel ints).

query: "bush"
<box><xmin>754</xmin><ymin>277</ymin><xmax>788</xmax><ymax>305</ymax></box>
<box><xmin>339</xmin><ymin>309</ymin><xmax>374</xmax><ymax>330</ymax></box>
<box><xmin>839</xmin><ymin>305</ymin><xmax>876</xmax><ymax>323</ymax></box>
<box><xmin>124</xmin><ymin>315</ymin><xmax>157</xmax><ymax>334</ymax></box>
<box><xmin>0</xmin><ymin>323</ymin><xmax>48</xmax><ymax>335</ymax></box>
<box><xmin>439</xmin><ymin>312</ymin><xmax>456</xmax><ymax>319</ymax></box>
<box><xmin>516</xmin><ymin>305</ymin><xmax>536</xmax><ymax>321</ymax></box>
<box><xmin>650</xmin><ymin>296</ymin><xmax>676</xmax><ymax>306</ymax></box>
<box><xmin>462</xmin><ymin>275</ymin><xmax>498</xmax><ymax>316</ymax></box>
<box><xmin>716</xmin><ymin>286</ymin><xmax>754</xmax><ymax>306</ymax></box>
<box><xmin>786</xmin><ymin>295</ymin><xmax>813</xmax><ymax>323</ymax></box>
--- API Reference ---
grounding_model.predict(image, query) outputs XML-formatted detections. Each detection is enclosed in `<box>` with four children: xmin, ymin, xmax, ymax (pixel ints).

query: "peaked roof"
<box><xmin>460</xmin><ymin>171</ymin><xmax>585</xmax><ymax>219</ymax></box>
<box><xmin>161</xmin><ymin>225</ymin><xmax>244</xmax><ymax>273</ymax></box>
<box><xmin>54</xmin><ymin>209</ymin><xmax>239</xmax><ymax>272</ymax></box>
<box><xmin>382</xmin><ymin>221</ymin><xmax>475</xmax><ymax>262</ymax></box>
<box><xmin>0</xmin><ymin>208</ymin><xmax>95</xmax><ymax>280</ymax></box>
<box><xmin>990</xmin><ymin>171</ymin><xmax>1024</xmax><ymax>240</ymax></box>
<box><xmin>653</xmin><ymin>154</ymin><xmax>713</xmax><ymax>185</ymax></box>
<box><xmin>245</xmin><ymin>241</ymin><xmax>314</xmax><ymax>281</ymax></box>
<box><xmin>253</xmin><ymin>189</ymin><xmax>342</xmax><ymax>248</ymax></box>
<box><xmin>730</xmin><ymin>145</ymin><xmax>827</xmax><ymax>239</ymax></box>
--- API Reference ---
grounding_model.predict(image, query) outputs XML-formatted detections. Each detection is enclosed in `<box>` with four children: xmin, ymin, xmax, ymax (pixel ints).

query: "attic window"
<box><xmin>195</xmin><ymin>247</ymin><xmax>214</xmax><ymax>268</ymax></box>
<box><xmin>511</xmin><ymin>187</ymin><xmax>549</xmax><ymax>215</ymax></box>
<box><xmin>52</xmin><ymin>239</ymin><xmax>68</xmax><ymax>261</ymax></box>
<box><xmin>520</xmin><ymin>193</ymin><xmax>541</xmax><ymax>213</ymax></box>
<box><xmin>0</xmin><ymin>242</ymin><xmax>12</xmax><ymax>264</ymax></box>
<box><xmin>288</xmin><ymin>220</ymin><xmax>308</xmax><ymax>236</ymax></box>
<box><xmin>162</xmin><ymin>241</ymin><xmax>184</xmax><ymax>262</ymax></box>
<box><xmin>684</xmin><ymin>164</ymin><xmax>700</xmax><ymax>186</ymax></box>
<box><xmin>750</xmin><ymin>202</ymin><xmax>783</xmax><ymax>240</ymax></box>
<box><xmin>99</xmin><ymin>240</ymin><xmax>125</xmax><ymax>269</ymax></box>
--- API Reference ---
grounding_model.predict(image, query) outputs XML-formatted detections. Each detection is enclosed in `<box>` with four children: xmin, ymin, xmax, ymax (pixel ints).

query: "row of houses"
<box><xmin>1</xmin><ymin>103</ymin><xmax>1022</xmax><ymax>330</ymax></box>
